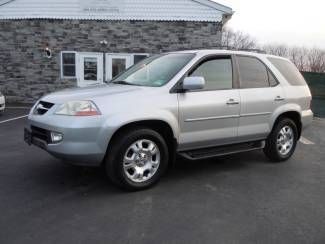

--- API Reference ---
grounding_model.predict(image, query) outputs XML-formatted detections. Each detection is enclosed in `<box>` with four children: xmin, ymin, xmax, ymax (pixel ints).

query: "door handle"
<box><xmin>226</xmin><ymin>99</ymin><xmax>239</xmax><ymax>105</ymax></box>
<box><xmin>274</xmin><ymin>96</ymin><xmax>285</xmax><ymax>102</ymax></box>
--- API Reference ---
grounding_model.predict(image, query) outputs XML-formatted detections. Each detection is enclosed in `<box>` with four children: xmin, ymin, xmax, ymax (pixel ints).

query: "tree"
<box><xmin>289</xmin><ymin>47</ymin><xmax>308</xmax><ymax>72</ymax></box>
<box><xmin>263</xmin><ymin>44</ymin><xmax>289</xmax><ymax>57</ymax></box>
<box><xmin>221</xmin><ymin>28</ymin><xmax>258</xmax><ymax>50</ymax></box>
<box><xmin>307</xmin><ymin>48</ymin><xmax>325</xmax><ymax>73</ymax></box>
<box><xmin>262</xmin><ymin>44</ymin><xmax>325</xmax><ymax>73</ymax></box>
<box><xmin>221</xmin><ymin>28</ymin><xmax>325</xmax><ymax>73</ymax></box>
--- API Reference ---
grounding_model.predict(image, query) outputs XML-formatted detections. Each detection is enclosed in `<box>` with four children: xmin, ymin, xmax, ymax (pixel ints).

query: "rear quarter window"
<box><xmin>267</xmin><ymin>57</ymin><xmax>307</xmax><ymax>86</ymax></box>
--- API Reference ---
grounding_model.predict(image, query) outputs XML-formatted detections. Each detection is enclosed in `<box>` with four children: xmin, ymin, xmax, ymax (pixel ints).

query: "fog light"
<box><xmin>51</xmin><ymin>132</ymin><xmax>63</xmax><ymax>143</ymax></box>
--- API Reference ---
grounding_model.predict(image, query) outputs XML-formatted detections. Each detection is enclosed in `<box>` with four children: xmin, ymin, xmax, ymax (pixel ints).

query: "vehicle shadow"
<box><xmin>29</xmin><ymin>150</ymin><xmax>267</xmax><ymax>195</ymax></box>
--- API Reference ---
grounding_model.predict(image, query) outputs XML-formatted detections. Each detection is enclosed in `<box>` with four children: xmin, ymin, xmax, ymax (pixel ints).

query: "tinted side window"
<box><xmin>190</xmin><ymin>58</ymin><xmax>233</xmax><ymax>90</ymax></box>
<box><xmin>237</xmin><ymin>56</ymin><xmax>269</xmax><ymax>88</ymax></box>
<box><xmin>268</xmin><ymin>57</ymin><xmax>307</xmax><ymax>86</ymax></box>
<box><xmin>268</xmin><ymin>71</ymin><xmax>278</xmax><ymax>87</ymax></box>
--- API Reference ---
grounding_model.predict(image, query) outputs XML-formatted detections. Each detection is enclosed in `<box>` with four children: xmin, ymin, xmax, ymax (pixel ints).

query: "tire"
<box><xmin>105</xmin><ymin>128</ymin><xmax>169</xmax><ymax>191</ymax></box>
<box><xmin>264</xmin><ymin>118</ymin><xmax>298</xmax><ymax>162</ymax></box>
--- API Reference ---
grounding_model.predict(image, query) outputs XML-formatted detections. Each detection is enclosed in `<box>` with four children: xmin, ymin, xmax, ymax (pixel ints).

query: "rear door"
<box><xmin>236</xmin><ymin>55</ymin><xmax>285</xmax><ymax>141</ymax></box>
<box><xmin>178</xmin><ymin>55</ymin><xmax>241</xmax><ymax>150</ymax></box>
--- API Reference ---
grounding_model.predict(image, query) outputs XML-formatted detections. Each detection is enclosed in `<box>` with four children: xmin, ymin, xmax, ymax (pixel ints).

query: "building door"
<box><xmin>77</xmin><ymin>53</ymin><xmax>103</xmax><ymax>87</ymax></box>
<box><xmin>106</xmin><ymin>54</ymin><xmax>133</xmax><ymax>81</ymax></box>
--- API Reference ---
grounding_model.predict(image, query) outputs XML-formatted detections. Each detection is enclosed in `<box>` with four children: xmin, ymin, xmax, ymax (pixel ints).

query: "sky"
<box><xmin>215</xmin><ymin>0</ymin><xmax>325</xmax><ymax>49</ymax></box>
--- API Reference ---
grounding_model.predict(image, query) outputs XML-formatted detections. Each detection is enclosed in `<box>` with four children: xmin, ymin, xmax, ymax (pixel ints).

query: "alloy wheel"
<box><xmin>276</xmin><ymin>125</ymin><xmax>294</xmax><ymax>156</ymax></box>
<box><xmin>123</xmin><ymin>139</ymin><xmax>161</xmax><ymax>183</ymax></box>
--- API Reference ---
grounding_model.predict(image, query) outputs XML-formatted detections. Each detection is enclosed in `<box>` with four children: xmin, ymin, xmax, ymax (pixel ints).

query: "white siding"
<box><xmin>0</xmin><ymin>0</ymin><xmax>232</xmax><ymax>22</ymax></box>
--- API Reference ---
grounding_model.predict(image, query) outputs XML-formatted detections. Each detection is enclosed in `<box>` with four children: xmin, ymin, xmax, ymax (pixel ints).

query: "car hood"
<box><xmin>41</xmin><ymin>83</ymin><xmax>144</xmax><ymax>104</ymax></box>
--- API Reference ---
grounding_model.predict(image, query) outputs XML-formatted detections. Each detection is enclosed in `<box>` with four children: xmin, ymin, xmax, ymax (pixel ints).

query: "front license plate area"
<box><xmin>24</xmin><ymin>128</ymin><xmax>32</xmax><ymax>145</ymax></box>
<box><xmin>24</xmin><ymin>128</ymin><xmax>47</xmax><ymax>150</ymax></box>
<box><xmin>32</xmin><ymin>137</ymin><xmax>47</xmax><ymax>150</ymax></box>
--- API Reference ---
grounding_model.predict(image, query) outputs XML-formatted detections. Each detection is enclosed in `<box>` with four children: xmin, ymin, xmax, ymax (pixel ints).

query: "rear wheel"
<box><xmin>264</xmin><ymin>118</ymin><xmax>298</xmax><ymax>162</ymax></box>
<box><xmin>105</xmin><ymin>128</ymin><xmax>169</xmax><ymax>191</ymax></box>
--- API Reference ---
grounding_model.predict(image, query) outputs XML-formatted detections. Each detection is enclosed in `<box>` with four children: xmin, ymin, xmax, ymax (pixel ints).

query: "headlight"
<box><xmin>55</xmin><ymin>101</ymin><xmax>101</xmax><ymax>116</ymax></box>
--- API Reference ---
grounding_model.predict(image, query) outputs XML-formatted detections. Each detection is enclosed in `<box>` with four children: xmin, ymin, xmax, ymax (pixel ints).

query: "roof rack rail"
<box><xmin>167</xmin><ymin>47</ymin><xmax>268</xmax><ymax>54</ymax></box>
<box><xmin>215</xmin><ymin>46</ymin><xmax>267</xmax><ymax>54</ymax></box>
<box><xmin>237</xmin><ymin>48</ymin><xmax>267</xmax><ymax>54</ymax></box>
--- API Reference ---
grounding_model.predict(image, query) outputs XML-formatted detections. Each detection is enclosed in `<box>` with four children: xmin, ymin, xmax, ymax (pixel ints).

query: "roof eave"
<box><xmin>222</xmin><ymin>11</ymin><xmax>234</xmax><ymax>25</ymax></box>
<box><xmin>193</xmin><ymin>0</ymin><xmax>233</xmax><ymax>14</ymax></box>
<box><xmin>0</xmin><ymin>16</ymin><xmax>224</xmax><ymax>22</ymax></box>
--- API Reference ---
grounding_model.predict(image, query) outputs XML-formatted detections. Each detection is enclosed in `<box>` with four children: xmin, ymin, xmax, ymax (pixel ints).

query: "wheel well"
<box><xmin>274</xmin><ymin>111</ymin><xmax>302</xmax><ymax>139</ymax></box>
<box><xmin>108</xmin><ymin>120</ymin><xmax>177</xmax><ymax>165</ymax></box>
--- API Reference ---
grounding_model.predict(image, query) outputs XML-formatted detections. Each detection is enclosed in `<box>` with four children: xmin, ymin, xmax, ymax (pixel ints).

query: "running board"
<box><xmin>179</xmin><ymin>141</ymin><xmax>265</xmax><ymax>161</ymax></box>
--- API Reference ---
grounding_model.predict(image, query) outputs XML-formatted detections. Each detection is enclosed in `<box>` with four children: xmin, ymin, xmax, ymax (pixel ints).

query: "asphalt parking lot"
<box><xmin>0</xmin><ymin>108</ymin><xmax>324</xmax><ymax>244</ymax></box>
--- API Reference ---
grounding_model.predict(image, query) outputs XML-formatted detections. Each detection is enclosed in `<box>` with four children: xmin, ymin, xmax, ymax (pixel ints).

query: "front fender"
<box><xmin>97</xmin><ymin>109</ymin><xmax>180</xmax><ymax>151</ymax></box>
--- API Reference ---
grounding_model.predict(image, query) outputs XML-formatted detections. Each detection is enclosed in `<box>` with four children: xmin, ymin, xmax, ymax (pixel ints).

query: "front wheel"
<box><xmin>105</xmin><ymin>128</ymin><xmax>169</xmax><ymax>191</ymax></box>
<box><xmin>264</xmin><ymin>118</ymin><xmax>298</xmax><ymax>162</ymax></box>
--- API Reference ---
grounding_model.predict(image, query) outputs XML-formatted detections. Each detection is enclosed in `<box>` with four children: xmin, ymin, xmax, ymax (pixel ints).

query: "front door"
<box><xmin>178</xmin><ymin>56</ymin><xmax>240</xmax><ymax>151</ymax></box>
<box><xmin>77</xmin><ymin>53</ymin><xmax>103</xmax><ymax>87</ymax></box>
<box><xmin>106</xmin><ymin>54</ymin><xmax>133</xmax><ymax>81</ymax></box>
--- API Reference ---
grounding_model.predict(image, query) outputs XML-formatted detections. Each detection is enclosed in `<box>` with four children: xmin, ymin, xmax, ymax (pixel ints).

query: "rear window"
<box><xmin>267</xmin><ymin>57</ymin><xmax>307</xmax><ymax>86</ymax></box>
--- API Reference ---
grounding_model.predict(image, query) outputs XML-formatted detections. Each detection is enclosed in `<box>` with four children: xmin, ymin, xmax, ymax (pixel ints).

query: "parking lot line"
<box><xmin>0</xmin><ymin>115</ymin><xmax>28</xmax><ymax>124</ymax></box>
<box><xmin>299</xmin><ymin>136</ymin><xmax>315</xmax><ymax>145</ymax></box>
<box><xmin>6</xmin><ymin>106</ymin><xmax>31</xmax><ymax>109</ymax></box>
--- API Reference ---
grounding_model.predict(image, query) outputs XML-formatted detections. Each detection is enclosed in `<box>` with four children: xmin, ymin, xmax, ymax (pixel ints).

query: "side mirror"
<box><xmin>182</xmin><ymin>77</ymin><xmax>205</xmax><ymax>91</ymax></box>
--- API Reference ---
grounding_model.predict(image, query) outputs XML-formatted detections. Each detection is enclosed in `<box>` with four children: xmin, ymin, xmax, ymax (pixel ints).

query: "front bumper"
<box><xmin>0</xmin><ymin>95</ymin><xmax>5</xmax><ymax>111</ymax></box>
<box><xmin>25</xmin><ymin>113</ymin><xmax>108</xmax><ymax>166</ymax></box>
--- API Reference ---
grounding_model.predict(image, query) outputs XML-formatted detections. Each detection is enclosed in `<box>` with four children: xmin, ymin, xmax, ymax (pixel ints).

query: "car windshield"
<box><xmin>111</xmin><ymin>53</ymin><xmax>195</xmax><ymax>87</ymax></box>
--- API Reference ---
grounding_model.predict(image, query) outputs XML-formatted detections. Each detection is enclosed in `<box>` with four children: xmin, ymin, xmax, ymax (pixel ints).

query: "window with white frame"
<box><xmin>61</xmin><ymin>51</ymin><xmax>77</xmax><ymax>78</ymax></box>
<box><xmin>60</xmin><ymin>52</ymin><xmax>150</xmax><ymax>82</ymax></box>
<box><xmin>105</xmin><ymin>53</ymin><xmax>150</xmax><ymax>80</ymax></box>
<box><xmin>133</xmin><ymin>54</ymin><xmax>149</xmax><ymax>64</ymax></box>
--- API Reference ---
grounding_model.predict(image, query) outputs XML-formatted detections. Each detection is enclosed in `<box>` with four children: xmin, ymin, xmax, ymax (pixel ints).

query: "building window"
<box><xmin>134</xmin><ymin>54</ymin><xmax>149</xmax><ymax>64</ymax></box>
<box><xmin>105</xmin><ymin>53</ymin><xmax>150</xmax><ymax>80</ymax></box>
<box><xmin>61</xmin><ymin>52</ymin><xmax>76</xmax><ymax>78</ymax></box>
<box><xmin>112</xmin><ymin>58</ymin><xmax>128</xmax><ymax>78</ymax></box>
<box><xmin>84</xmin><ymin>57</ymin><xmax>98</xmax><ymax>81</ymax></box>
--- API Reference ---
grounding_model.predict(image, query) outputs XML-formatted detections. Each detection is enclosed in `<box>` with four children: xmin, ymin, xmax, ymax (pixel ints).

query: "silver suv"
<box><xmin>25</xmin><ymin>50</ymin><xmax>313</xmax><ymax>190</ymax></box>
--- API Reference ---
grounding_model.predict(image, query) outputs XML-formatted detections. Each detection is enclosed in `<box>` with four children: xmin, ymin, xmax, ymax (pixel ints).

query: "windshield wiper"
<box><xmin>112</xmin><ymin>80</ymin><xmax>137</xmax><ymax>86</ymax></box>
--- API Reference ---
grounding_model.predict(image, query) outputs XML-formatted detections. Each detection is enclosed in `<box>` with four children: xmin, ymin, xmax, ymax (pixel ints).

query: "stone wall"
<box><xmin>0</xmin><ymin>20</ymin><xmax>223</xmax><ymax>103</ymax></box>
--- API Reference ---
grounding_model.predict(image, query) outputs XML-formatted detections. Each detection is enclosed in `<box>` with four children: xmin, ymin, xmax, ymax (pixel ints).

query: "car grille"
<box><xmin>34</xmin><ymin>101</ymin><xmax>54</xmax><ymax>115</ymax></box>
<box><xmin>31</xmin><ymin>126</ymin><xmax>51</xmax><ymax>143</ymax></box>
